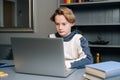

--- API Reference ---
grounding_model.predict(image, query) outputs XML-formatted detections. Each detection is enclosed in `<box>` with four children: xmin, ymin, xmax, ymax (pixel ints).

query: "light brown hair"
<box><xmin>50</xmin><ymin>7</ymin><xmax>75</xmax><ymax>23</ymax></box>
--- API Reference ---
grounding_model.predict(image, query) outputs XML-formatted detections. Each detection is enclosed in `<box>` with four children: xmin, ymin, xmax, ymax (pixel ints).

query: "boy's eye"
<box><xmin>55</xmin><ymin>23</ymin><xmax>59</xmax><ymax>25</ymax></box>
<box><xmin>55</xmin><ymin>22</ymin><xmax>67</xmax><ymax>26</ymax></box>
<box><xmin>62</xmin><ymin>23</ymin><xmax>66</xmax><ymax>26</ymax></box>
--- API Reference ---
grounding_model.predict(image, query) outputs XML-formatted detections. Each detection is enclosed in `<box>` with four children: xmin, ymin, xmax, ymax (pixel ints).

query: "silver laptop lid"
<box><xmin>11</xmin><ymin>37</ymin><xmax>72</xmax><ymax>77</ymax></box>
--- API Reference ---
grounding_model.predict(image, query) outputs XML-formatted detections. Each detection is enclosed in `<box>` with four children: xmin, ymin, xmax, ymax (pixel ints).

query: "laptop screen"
<box><xmin>11</xmin><ymin>37</ymin><xmax>75</xmax><ymax>77</ymax></box>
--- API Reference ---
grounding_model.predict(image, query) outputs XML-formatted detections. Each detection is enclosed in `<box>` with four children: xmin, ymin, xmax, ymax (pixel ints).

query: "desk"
<box><xmin>0</xmin><ymin>60</ymin><xmax>85</xmax><ymax>80</ymax></box>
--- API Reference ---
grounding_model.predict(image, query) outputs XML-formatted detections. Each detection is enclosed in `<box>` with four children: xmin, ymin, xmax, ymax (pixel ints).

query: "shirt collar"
<box><xmin>55</xmin><ymin>30</ymin><xmax>80</xmax><ymax>41</ymax></box>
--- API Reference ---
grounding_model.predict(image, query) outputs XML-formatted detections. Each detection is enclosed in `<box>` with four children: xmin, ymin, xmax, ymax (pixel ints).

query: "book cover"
<box><xmin>84</xmin><ymin>73</ymin><xmax>103</xmax><ymax>80</ymax></box>
<box><xmin>0</xmin><ymin>63</ymin><xmax>14</xmax><ymax>68</ymax></box>
<box><xmin>67</xmin><ymin>0</ymin><xmax>71</xmax><ymax>3</ymax></box>
<box><xmin>84</xmin><ymin>73</ymin><xmax>120</xmax><ymax>80</ymax></box>
<box><xmin>64</xmin><ymin>0</ymin><xmax>67</xmax><ymax>3</ymax></box>
<box><xmin>63</xmin><ymin>0</ymin><xmax>71</xmax><ymax>4</ymax></box>
<box><xmin>73</xmin><ymin>0</ymin><xmax>78</xmax><ymax>3</ymax></box>
<box><xmin>85</xmin><ymin>61</ymin><xmax>120</xmax><ymax>79</ymax></box>
<box><xmin>0</xmin><ymin>63</ymin><xmax>7</xmax><ymax>67</ymax></box>
<box><xmin>78</xmin><ymin>0</ymin><xmax>85</xmax><ymax>3</ymax></box>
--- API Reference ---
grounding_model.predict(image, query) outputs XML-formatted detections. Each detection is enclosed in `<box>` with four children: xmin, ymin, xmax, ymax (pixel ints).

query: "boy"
<box><xmin>49</xmin><ymin>7</ymin><xmax>93</xmax><ymax>69</ymax></box>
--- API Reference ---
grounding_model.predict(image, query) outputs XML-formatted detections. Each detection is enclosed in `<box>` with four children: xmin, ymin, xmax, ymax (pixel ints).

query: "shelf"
<box><xmin>74</xmin><ymin>23</ymin><xmax>120</xmax><ymax>26</ymax></box>
<box><xmin>60</xmin><ymin>1</ymin><xmax>120</xmax><ymax>6</ymax></box>
<box><xmin>60</xmin><ymin>2</ymin><xmax>120</xmax><ymax>26</ymax></box>
<box><xmin>59</xmin><ymin>0</ymin><xmax>120</xmax><ymax>48</ymax></box>
<box><xmin>89</xmin><ymin>45</ymin><xmax>120</xmax><ymax>48</ymax></box>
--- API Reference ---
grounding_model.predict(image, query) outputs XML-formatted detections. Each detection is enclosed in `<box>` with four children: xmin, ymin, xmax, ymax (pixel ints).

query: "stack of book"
<box><xmin>84</xmin><ymin>61</ymin><xmax>120</xmax><ymax>80</ymax></box>
<box><xmin>63</xmin><ymin>0</ymin><xmax>89</xmax><ymax>4</ymax></box>
<box><xmin>63</xmin><ymin>0</ymin><xmax>78</xmax><ymax>4</ymax></box>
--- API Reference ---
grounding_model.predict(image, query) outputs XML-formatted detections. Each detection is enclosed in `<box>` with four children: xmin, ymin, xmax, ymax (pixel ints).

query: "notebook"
<box><xmin>11</xmin><ymin>37</ymin><xmax>76</xmax><ymax>77</ymax></box>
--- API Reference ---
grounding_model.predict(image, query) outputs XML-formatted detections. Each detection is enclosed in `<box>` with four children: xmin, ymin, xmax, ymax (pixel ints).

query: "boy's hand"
<box><xmin>65</xmin><ymin>61</ymin><xmax>71</xmax><ymax>69</ymax></box>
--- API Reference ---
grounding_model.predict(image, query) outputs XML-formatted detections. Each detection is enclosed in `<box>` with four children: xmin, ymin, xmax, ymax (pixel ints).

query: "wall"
<box><xmin>0</xmin><ymin>0</ymin><xmax>58</xmax><ymax>45</ymax></box>
<box><xmin>0</xmin><ymin>0</ymin><xmax>3</xmax><ymax>27</ymax></box>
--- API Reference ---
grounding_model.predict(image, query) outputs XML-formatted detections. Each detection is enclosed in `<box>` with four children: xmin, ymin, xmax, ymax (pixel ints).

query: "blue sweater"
<box><xmin>49</xmin><ymin>30</ymin><xmax>93</xmax><ymax>69</ymax></box>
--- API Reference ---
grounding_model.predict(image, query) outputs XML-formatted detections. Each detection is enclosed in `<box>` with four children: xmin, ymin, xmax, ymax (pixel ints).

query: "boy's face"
<box><xmin>55</xmin><ymin>15</ymin><xmax>74</xmax><ymax>38</ymax></box>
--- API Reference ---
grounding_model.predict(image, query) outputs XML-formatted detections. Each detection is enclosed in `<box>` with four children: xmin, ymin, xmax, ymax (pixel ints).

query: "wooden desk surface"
<box><xmin>0</xmin><ymin>60</ymin><xmax>85</xmax><ymax>80</ymax></box>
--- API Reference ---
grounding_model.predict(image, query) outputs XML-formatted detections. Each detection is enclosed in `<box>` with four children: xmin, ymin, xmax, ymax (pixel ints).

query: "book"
<box><xmin>67</xmin><ymin>0</ymin><xmax>71</xmax><ymax>3</ymax></box>
<box><xmin>0</xmin><ymin>63</ymin><xmax>7</xmax><ymax>67</ymax></box>
<box><xmin>63</xmin><ymin>0</ymin><xmax>67</xmax><ymax>3</ymax></box>
<box><xmin>85</xmin><ymin>61</ymin><xmax>120</xmax><ymax>79</ymax></box>
<box><xmin>64</xmin><ymin>0</ymin><xmax>72</xmax><ymax>4</ymax></box>
<box><xmin>78</xmin><ymin>0</ymin><xmax>85</xmax><ymax>3</ymax></box>
<box><xmin>73</xmin><ymin>0</ymin><xmax>78</xmax><ymax>3</ymax></box>
<box><xmin>84</xmin><ymin>73</ymin><xmax>103</xmax><ymax>80</ymax></box>
<box><xmin>0</xmin><ymin>63</ymin><xmax>14</xmax><ymax>68</ymax></box>
<box><xmin>84</xmin><ymin>73</ymin><xmax>120</xmax><ymax>80</ymax></box>
<box><xmin>0</xmin><ymin>71</ymin><xmax>8</xmax><ymax>77</ymax></box>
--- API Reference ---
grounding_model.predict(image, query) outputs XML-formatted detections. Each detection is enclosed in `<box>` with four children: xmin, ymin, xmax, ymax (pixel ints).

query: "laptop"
<box><xmin>11</xmin><ymin>37</ymin><xmax>76</xmax><ymax>77</ymax></box>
